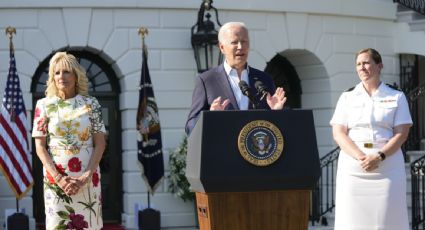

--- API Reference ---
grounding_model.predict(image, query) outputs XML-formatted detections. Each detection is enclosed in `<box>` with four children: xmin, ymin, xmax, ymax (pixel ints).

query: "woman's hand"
<box><xmin>359</xmin><ymin>154</ymin><xmax>381</xmax><ymax>172</ymax></box>
<box><xmin>59</xmin><ymin>171</ymin><xmax>93</xmax><ymax>196</ymax></box>
<box><xmin>75</xmin><ymin>171</ymin><xmax>92</xmax><ymax>188</ymax></box>
<box><xmin>58</xmin><ymin>176</ymin><xmax>81</xmax><ymax>196</ymax></box>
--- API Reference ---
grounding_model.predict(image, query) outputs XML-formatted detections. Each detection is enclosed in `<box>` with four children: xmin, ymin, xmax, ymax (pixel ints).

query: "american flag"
<box><xmin>0</xmin><ymin>42</ymin><xmax>34</xmax><ymax>199</ymax></box>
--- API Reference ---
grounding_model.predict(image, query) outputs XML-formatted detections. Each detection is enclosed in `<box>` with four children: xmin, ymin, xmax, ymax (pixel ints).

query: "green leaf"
<box><xmin>78</xmin><ymin>201</ymin><xmax>97</xmax><ymax>217</ymax></box>
<box><xmin>63</xmin><ymin>195</ymin><xmax>73</xmax><ymax>204</ymax></box>
<box><xmin>58</xmin><ymin>100</ymin><xmax>70</xmax><ymax>108</ymax></box>
<box><xmin>54</xmin><ymin>224</ymin><xmax>67</xmax><ymax>230</ymax></box>
<box><xmin>167</xmin><ymin>136</ymin><xmax>194</xmax><ymax>202</ymax></box>
<box><xmin>65</xmin><ymin>205</ymin><xmax>75</xmax><ymax>214</ymax></box>
<box><xmin>47</xmin><ymin>104</ymin><xmax>58</xmax><ymax>114</ymax></box>
<box><xmin>44</xmin><ymin>180</ymin><xmax>74</xmax><ymax>204</ymax></box>
<box><xmin>56</xmin><ymin>211</ymin><xmax>69</xmax><ymax>219</ymax></box>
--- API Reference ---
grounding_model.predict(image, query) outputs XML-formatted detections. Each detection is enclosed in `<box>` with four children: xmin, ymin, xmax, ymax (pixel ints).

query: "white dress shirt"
<box><xmin>224</xmin><ymin>61</ymin><xmax>250</xmax><ymax>110</ymax></box>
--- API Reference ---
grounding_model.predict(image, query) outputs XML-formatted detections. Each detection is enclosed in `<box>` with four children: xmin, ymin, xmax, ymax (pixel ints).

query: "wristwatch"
<box><xmin>378</xmin><ymin>151</ymin><xmax>386</xmax><ymax>161</ymax></box>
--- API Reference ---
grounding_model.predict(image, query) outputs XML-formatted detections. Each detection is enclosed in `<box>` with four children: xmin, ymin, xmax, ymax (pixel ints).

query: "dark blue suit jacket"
<box><xmin>185</xmin><ymin>64</ymin><xmax>276</xmax><ymax>135</ymax></box>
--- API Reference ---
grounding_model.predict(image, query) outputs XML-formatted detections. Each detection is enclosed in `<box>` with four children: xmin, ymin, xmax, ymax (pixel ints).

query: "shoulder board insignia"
<box><xmin>386</xmin><ymin>83</ymin><xmax>401</xmax><ymax>91</ymax></box>
<box><xmin>345</xmin><ymin>86</ymin><xmax>355</xmax><ymax>92</ymax></box>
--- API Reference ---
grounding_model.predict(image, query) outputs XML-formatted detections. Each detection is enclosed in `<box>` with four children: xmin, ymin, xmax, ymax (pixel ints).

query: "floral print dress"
<box><xmin>32</xmin><ymin>94</ymin><xmax>105</xmax><ymax>230</ymax></box>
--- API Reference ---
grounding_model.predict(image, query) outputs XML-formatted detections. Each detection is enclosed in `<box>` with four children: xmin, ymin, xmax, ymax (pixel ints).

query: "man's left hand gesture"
<box><xmin>267</xmin><ymin>87</ymin><xmax>287</xmax><ymax>110</ymax></box>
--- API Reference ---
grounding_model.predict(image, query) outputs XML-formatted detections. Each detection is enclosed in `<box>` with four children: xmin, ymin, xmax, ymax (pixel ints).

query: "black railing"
<box><xmin>411</xmin><ymin>155</ymin><xmax>425</xmax><ymax>229</ymax></box>
<box><xmin>394</xmin><ymin>0</ymin><xmax>425</xmax><ymax>15</ymax></box>
<box><xmin>406</xmin><ymin>83</ymin><xmax>425</xmax><ymax>151</ymax></box>
<box><xmin>399</xmin><ymin>54</ymin><xmax>425</xmax><ymax>152</ymax></box>
<box><xmin>310</xmin><ymin>147</ymin><xmax>340</xmax><ymax>225</ymax></box>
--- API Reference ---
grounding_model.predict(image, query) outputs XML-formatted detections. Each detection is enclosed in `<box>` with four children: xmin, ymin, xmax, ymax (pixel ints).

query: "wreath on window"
<box><xmin>168</xmin><ymin>136</ymin><xmax>195</xmax><ymax>202</ymax></box>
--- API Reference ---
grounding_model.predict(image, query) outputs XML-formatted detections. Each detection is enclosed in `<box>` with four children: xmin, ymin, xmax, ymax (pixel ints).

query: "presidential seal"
<box><xmin>238</xmin><ymin>120</ymin><xmax>284</xmax><ymax>166</ymax></box>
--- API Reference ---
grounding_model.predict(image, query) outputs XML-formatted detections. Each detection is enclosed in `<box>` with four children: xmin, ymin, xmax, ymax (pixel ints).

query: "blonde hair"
<box><xmin>45</xmin><ymin>52</ymin><xmax>89</xmax><ymax>97</ymax></box>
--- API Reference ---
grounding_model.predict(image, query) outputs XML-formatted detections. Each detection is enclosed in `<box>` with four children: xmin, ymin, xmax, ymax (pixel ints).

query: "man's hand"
<box><xmin>210</xmin><ymin>96</ymin><xmax>230</xmax><ymax>111</ymax></box>
<box><xmin>267</xmin><ymin>87</ymin><xmax>287</xmax><ymax>110</ymax></box>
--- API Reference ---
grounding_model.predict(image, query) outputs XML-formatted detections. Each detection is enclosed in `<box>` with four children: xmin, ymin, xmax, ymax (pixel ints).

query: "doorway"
<box><xmin>264</xmin><ymin>54</ymin><xmax>302</xmax><ymax>108</ymax></box>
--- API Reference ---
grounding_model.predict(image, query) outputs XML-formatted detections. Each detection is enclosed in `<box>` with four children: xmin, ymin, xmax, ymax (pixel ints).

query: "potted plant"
<box><xmin>168</xmin><ymin>136</ymin><xmax>195</xmax><ymax>202</ymax></box>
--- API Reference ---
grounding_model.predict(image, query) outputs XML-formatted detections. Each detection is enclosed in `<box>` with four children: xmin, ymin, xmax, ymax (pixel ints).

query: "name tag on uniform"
<box><xmin>376</xmin><ymin>97</ymin><xmax>397</xmax><ymax>108</ymax></box>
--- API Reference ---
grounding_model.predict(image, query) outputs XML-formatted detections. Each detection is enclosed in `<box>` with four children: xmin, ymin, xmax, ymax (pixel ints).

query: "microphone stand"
<box><xmin>245</xmin><ymin>93</ymin><xmax>258</xmax><ymax>109</ymax></box>
<box><xmin>239</xmin><ymin>81</ymin><xmax>258</xmax><ymax>109</ymax></box>
<box><xmin>251</xmin><ymin>100</ymin><xmax>257</xmax><ymax>109</ymax></box>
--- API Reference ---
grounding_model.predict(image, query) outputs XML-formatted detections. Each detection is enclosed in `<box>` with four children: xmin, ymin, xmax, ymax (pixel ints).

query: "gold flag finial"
<box><xmin>5</xmin><ymin>26</ymin><xmax>16</xmax><ymax>40</ymax></box>
<box><xmin>138</xmin><ymin>27</ymin><xmax>148</xmax><ymax>53</ymax></box>
<box><xmin>138</xmin><ymin>27</ymin><xmax>148</xmax><ymax>39</ymax></box>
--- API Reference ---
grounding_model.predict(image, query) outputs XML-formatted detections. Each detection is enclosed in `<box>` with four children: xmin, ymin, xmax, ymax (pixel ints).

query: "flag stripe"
<box><xmin>0</xmin><ymin>113</ymin><xmax>31</xmax><ymax>173</ymax></box>
<box><xmin>15</xmin><ymin>112</ymin><xmax>30</xmax><ymax>149</ymax></box>
<box><xmin>0</xmin><ymin>155</ymin><xmax>23</xmax><ymax>194</ymax></box>
<box><xmin>0</xmin><ymin>43</ymin><xmax>33</xmax><ymax>199</ymax></box>
<box><xmin>0</xmin><ymin>148</ymin><xmax>27</xmax><ymax>194</ymax></box>
<box><xmin>0</xmin><ymin>152</ymin><xmax>25</xmax><ymax>194</ymax></box>
<box><xmin>0</xmin><ymin>144</ymin><xmax>30</xmax><ymax>193</ymax></box>
<box><xmin>0</xmin><ymin>138</ymin><xmax>33</xmax><ymax>191</ymax></box>
<box><xmin>0</xmin><ymin>133</ymin><xmax>33</xmax><ymax>188</ymax></box>
<box><xmin>0</xmin><ymin>130</ymin><xmax>31</xmax><ymax>187</ymax></box>
<box><xmin>0</xmin><ymin>113</ymin><xmax>33</xmax><ymax>185</ymax></box>
<box><xmin>0</xmin><ymin>111</ymin><xmax>31</xmax><ymax>170</ymax></box>
<box><xmin>12</xmin><ymin>112</ymin><xmax>31</xmax><ymax>170</ymax></box>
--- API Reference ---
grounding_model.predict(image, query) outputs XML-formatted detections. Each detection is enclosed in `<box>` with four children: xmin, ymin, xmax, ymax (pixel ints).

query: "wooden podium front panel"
<box><xmin>196</xmin><ymin>190</ymin><xmax>310</xmax><ymax>230</ymax></box>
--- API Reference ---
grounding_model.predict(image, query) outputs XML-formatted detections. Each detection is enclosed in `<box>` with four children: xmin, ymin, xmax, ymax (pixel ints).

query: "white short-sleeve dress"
<box><xmin>32</xmin><ymin>94</ymin><xmax>105</xmax><ymax>230</ymax></box>
<box><xmin>330</xmin><ymin>82</ymin><xmax>412</xmax><ymax>230</ymax></box>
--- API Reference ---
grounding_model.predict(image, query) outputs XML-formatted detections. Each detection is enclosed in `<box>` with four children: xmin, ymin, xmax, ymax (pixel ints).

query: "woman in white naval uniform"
<box><xmin>330</xmin><ymin>48</ymin><xmax>412</xmax><ymax>230</ymax></box>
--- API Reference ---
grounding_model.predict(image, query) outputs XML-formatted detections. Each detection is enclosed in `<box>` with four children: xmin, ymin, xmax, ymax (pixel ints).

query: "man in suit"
<box><xmin>185</xmin><ymin>21</ymin><xmax>287</xmax><ymax>135</ymax></box>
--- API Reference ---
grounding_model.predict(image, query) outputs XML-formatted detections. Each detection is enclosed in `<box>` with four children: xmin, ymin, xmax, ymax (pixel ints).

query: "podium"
<box><xmin>186</xmin><ymin>110</ymin><xmax>321</xmax><ymax>230</ymax></box>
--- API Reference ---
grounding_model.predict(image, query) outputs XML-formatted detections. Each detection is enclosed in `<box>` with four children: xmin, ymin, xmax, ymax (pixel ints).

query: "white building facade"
<box><xmin>1</xmin><ymin>0</ymin><xmax>424</xmax><ymax>229</ymax></box>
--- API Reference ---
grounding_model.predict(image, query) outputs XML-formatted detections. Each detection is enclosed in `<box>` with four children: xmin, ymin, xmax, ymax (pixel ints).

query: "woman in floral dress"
<box><xmin>32</xmin><ymin>52</ymin><xmax>106</xmax><ymax>230</ymax></box>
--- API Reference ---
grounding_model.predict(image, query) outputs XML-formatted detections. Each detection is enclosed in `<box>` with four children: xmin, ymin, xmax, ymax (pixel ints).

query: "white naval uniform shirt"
<box><xmin>330</xmin><ymin>82</ymin><xmax>412</xmax><ymax>142</ymax></box>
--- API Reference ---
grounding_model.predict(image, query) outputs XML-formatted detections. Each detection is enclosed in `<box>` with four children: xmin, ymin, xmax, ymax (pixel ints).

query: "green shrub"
<box><xmin>168</xmin><ymin>136</ymin><xmax>195</xmax><ymax>202</ymax></box>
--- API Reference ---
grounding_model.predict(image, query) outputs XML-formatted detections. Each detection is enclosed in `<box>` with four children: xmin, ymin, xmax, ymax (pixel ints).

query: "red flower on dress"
<box><xmin>66</xmin><ymin>213</ymin><xmax>88</xmax><ymax>230</ymax></box>
<box><xmin>68</xmin><ymin>157</ymin><xmax>82</xmax><ymax>172</ymax></box>
<box><xmin>92</xmin><ymin>170</ymin><xmax>99</xmax><ymax>187</ymax></box>
<box><xmin>36</xmin><ymin>117</ymin><xmax>48</xmax><ymax>134</ymax></box>
<box><xmin>34</xmin><ymin>107</ymin><xmax>41</xmax><ymax>119</ymax></box>
<box><xmin>46</xmin><ymin>164</ymin><xmax>66</xmax><ymax>184</ymax></box>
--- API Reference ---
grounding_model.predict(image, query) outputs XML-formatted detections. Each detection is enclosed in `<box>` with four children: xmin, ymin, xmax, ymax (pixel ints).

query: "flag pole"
<box><xmin>138</xmin><ymin>27</ymin><xmax>148</xmax><ymax>56</ymax></box>
<box><xmin>5</xmin><ymin>26</ymin><xmax>16</xmax><ymax>40</ymax></box>
<box><xmin>5</xmin><ymin>26</ymin><xmax>20</xmax><ymax>213</ymax></box>
<box><xmin>138</xmin><ymin>27</ymin><xmax>149</xmax><ymax>143</ymax></box>
<box><xmin>6</xmin><ymin>26</ymin><xmax>16</xmax><ymax>122</ymax></box>
<box><xmin>136</xmin><ymin>26</ymin><xmax>162</xmax><ymax>229</ymax></box>
<box><xmin>138</xmin><ymin>27</ymin><xmax>151</xmax><ymax>209</ymax></box>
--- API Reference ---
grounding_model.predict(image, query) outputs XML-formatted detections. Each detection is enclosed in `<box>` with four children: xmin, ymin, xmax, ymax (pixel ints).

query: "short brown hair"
<box><xmin>355</xmin><ymin>48</ymin><xmax>382</xmax><ymax>64</ymax></box>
